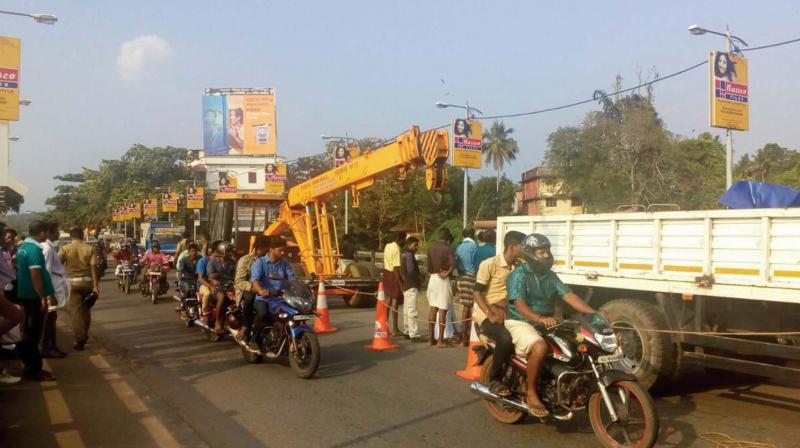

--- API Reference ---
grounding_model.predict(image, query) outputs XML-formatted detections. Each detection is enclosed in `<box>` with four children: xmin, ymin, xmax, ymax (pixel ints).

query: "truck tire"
<box><xmin>600</xmin><ymin>299</ymin><xmax>678</xmax><ymax>391</ymax></box>
<box><xmin>343</xmin><ymin>262</ymin><xmax>378</xmax><ymax>308</ymax></box>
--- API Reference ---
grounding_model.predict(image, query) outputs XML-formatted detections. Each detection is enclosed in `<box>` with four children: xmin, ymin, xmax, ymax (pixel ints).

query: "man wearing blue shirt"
<box><xmin>455</xmin><ymin>227</ymin><xmax>478</xmax><ymax>346</ymax></box>
<box><xmin>249</xmin><ymin>236</ymin><xmax>295</xmax><ymax>351</ymax></box>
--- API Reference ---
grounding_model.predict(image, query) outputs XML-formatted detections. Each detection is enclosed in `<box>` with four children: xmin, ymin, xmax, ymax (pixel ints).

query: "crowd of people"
<box><xmin>0</xmin><ymin>220</ymin><xmax>101</xmax><ymax>384</ymax></box>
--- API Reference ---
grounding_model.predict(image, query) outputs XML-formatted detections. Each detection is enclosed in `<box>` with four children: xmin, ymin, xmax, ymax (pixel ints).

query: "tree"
<box><xmin>735</xmin><ymin>143</ymin><xmax>799</xmax><ymax>186</ymax></box>
<box><xmin>482</xmin><ymin>121</ymin><xmax>519</xmax><ymax>192</ymax></box>
<box><xmin>468</xmin><ymin>176</ymin><xmax>517</xmax><ymax>221</ymax></box>
<box><xmin>667</xmin><ymin>132</ymin><xmax>726</xmax><ymax>209</ymax></box>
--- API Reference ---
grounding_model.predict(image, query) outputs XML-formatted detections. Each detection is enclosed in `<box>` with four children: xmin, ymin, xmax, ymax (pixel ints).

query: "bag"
<box><xmin>83</xmin><ymin>291</ymin><xmax>99</xmax><ymax>309</ymax></box>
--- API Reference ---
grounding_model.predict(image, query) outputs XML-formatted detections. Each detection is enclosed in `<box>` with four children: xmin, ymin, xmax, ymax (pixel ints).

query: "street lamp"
<box><xmin>19</xmin><ymin>99</ymin><xmax>31</xmax><ymax>106</ymax></box>
<box><xmin>0</xmin><ymin>10</ymin><xmax>58</xmax><ymax>24</ymax></box>
<box><xmin>689</xmin><ymin>24</ymin><xmax>748</xmax><ymax>190</ymax></box>
<box><xmin>8</xmin><ymin>137</ymin><xmax>19</xmax><ymax>142</ymax></box>
<box><xmin>321</xmin><ymin>133</ymin><xmax>358</xmax><ymax>235</ymax></box>
<box><xmin>435</xmin><ymin>100</ymin><xmax>484</xmax><ymax>228</ymax></box>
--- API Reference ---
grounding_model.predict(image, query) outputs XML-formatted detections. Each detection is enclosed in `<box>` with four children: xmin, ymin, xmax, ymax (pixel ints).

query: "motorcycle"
<box><xmin>174</xmin><ymin>279</ymin><xmax>198</xmax><ymax>327</ymax></box>
<box><xmin>116</xmin><ymin>261</ymin><xmax>136</xmax><ymax>295</ymax></box>
<box><xmin>186</xmin><ymin>281</ymin><xmax>238</xmax><ymax>342</ymax></box>
<box><xmin>234</xmin><ymin>275</ymin><xmax>320</xmax><ymax>379</ymax></box>
<box><xmin>141</xmin><ymin>264</ymin><xmax>168</xmax><ymax>304</ymax></box>
<box><xmin>470</xmin><ymin>313</ymin><xmax>659</xmax><ymax>448</ymax></box>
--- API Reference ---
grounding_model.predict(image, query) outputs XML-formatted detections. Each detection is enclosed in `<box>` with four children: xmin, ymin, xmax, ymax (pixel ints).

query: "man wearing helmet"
<box><xmin>506</xmin><ymin>233</ymin><xmax>598</xmax><ymax>418</ymax></box>
<box><xmin>140</xmin><ymin>240</ymin><xmax>170</xmax><ymax>292</ymax></box>
<box><xmin>113</xmin><ymin>242</ymin><xmax>133</xmax><ymax>277</ymax></box>
<box><xmin>206</xmin><ymin>241</ymin><xmax>237</xmax><ymax>334</ymax></box>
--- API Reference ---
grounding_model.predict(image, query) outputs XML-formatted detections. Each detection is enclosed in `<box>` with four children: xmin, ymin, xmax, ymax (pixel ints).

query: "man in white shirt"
<box><xmin>41</xmin><ymin>222</ymin><xmax>69</xmax><ymax>358</ymax></box>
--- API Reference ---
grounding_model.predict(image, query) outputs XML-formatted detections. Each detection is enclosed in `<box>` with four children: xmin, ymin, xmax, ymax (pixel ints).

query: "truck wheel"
<box><xmin>600</xmin><ymin>299</ymin><xmax>678</xmax><ymax>391</ymax></box>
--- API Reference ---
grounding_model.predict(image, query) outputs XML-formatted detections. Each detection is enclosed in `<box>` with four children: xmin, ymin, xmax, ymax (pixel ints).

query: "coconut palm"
<box><xmin>482</xmin><ymin>120</ymin><xmax>519</xmax><ymax>191</ymax></box>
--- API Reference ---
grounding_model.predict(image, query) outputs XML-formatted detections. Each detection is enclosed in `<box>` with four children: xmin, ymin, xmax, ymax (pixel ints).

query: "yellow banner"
<box><xmin>710</xmin><ymin>51</ymin><xmax>749</xmax><ymax>131</ymax></box>
<box><xmin>143</xmin><ymin>196</ymin><xmax>158</xmax><ymax>217</ymax></box>
<box><xmin>219</xmin><ymin>176</ymin><xmax>238</xmax><ymax>193</ymax></box>
<box><xmin>264</xmin><ymin>163</ymin><xmax>287</xmax><ymax>194</ymax></box>
<box><xmin>161</xmin><ymin>192</ymin><xmax>178</xmax><ymax>213</ymax></box>
<box><xmin>187</xmin><ymin>186</ymin><xmax>204</xmax><ymax>209</ymax></box>
<box><xmin>452</xmin><ymin>119</ymin><xmax>483</xmax><ymax>169</ymax></box>
<box><xmin>0</xmin><ymin>36</ymin><xmax>21</xmax><ymax>121</ymax></box>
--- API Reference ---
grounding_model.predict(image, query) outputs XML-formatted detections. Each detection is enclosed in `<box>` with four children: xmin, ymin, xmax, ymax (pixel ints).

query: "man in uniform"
<box><xmin>59</xmin><ymin>226</ymin><xmax>100</xmax><ymax>351</ymax></box>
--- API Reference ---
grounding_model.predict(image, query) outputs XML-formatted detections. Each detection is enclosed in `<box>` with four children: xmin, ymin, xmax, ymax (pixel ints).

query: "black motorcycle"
<box><xmin>471</xmin><ymin>313</ymin><xmax>659</xmax><ymax>448</ymax></box>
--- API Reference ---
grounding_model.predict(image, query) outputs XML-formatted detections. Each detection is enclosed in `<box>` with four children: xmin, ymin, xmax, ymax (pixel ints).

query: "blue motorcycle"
<box><xmin>234</xmin><ymin>277</ymin><xmax>320</xmax><ymax>379</ymax></box>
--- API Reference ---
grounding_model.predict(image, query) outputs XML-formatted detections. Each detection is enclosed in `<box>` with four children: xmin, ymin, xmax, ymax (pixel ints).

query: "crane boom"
<box><xmin>265</xmin><ymin>126</ymin><xmax>450</xmax><ymax>278</ymax></box>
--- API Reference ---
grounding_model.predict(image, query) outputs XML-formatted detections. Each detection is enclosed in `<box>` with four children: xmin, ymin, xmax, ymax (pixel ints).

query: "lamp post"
<box><xmin>321</xmin><ymin>133</ymin><xmax>357</xmax><ymax>235</ymax></box>
<box><xmin>436</xmin><ymin>101</ymin><xmax>483</xmax><ymax>228</ymax></box>
<box><xmin>0</xmin><ymin>10</ymin><xmax>58</xmax><ymax>24</ymax></box>
<box><xmin>689</xmin><ymin>24</ymin><xmax>748</xmax><ymax>190</ymax></box>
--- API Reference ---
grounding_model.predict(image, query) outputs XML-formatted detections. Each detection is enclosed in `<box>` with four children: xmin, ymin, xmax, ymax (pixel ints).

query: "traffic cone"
<box><xmin>364</xmin><ymin>282</ymin><xmax>400</xmax><ymax>352</ymax></box>
<box><xmin>455</xmin><ymin>310</ymin><xmax>481</xmax><ymax>380</ymax></box>
<box><xmin>314</xmin><ymin>278</ymin><xmax>338</xmax><ymax>334</ymax></box>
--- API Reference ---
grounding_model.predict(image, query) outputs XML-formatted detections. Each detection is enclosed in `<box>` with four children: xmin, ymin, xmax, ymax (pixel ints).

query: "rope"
<box><xmin>699</xmin><ymin>432</ymin><xmax>777</xmax><ymax>448</ymax></box>
<box><xmin>320</xmin><ymin>279</ymin><xmax>800</xmax><ymax>336</ymax></box>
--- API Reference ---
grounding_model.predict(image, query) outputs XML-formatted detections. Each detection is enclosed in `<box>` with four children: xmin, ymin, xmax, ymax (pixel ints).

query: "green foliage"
<box><xmin>468</xmin><ymin>176</ymin><xmax>517</xmax><ymax>221</ymax></box>
<box><xmin>545</xmin><ymin>84</ymin><xmax>727</xmax><ymax>211</ymax></box>
<box><xmin>735</xmin><ymin>143</ymin><xmax>800</xmax><ymax>188</ymax></box>
<box><xmin>45</xmin><ymin>144</ymin><xmax>193</xmax><ymax>228</ymax></box>
<box><xmin>482</xmin><ymin>121</ymin><xmax>519</xmax><ymax>174</ymax></box>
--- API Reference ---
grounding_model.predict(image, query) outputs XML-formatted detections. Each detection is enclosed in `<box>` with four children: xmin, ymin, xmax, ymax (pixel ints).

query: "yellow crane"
<box><xmin>264</xmin><ymin>125</ymin><xmax>450</xmax><ymax>306</ymax></box>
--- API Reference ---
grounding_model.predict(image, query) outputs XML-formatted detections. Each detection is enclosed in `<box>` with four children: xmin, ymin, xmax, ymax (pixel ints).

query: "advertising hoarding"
<box><xmin>143</xmin><ymin>196</ymin><xmax>157</xmax><ymax>218</ymax></box>
<box><xmin>186</xmin><ymin>186</ymin><xmax>204</xmax><ymax>209</ymax></box>
<box><xmin>264</xmin><ymin>163</ymin><xmax>287</xmax><ymax>194</ymax></box>
<box><xmin>202</xmin><ymin>88</ymin><xmax>276</xmax><ymax>156</ymax></box>
<box><xmin>0</xmin><ymin>36</ymin><xmax>21</xmax><ymax>121</ymax></box>
<box><xmin>451</xmin><ymin>119</ymin><xmax>483</xmax><ymax>169</ymax></box>
<box><xmin>219</xmin><ymin>176</ymin><xmax>238</xmax><ymax>193</ymax></box>
<box><xmin>161</xmin><ymin>192</ymin><xmax>178</xmax><ymax>213</ymax></box>
<box><xmin>710</xmin><ymin>51</ymin><xmax>749</xmax><ymax>131</ymax></box>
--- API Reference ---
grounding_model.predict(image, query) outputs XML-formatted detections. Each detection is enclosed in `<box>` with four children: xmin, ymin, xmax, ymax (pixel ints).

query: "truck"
<box><xmin>141</xmin><ymin>221</ymin><xmax>185</xmax><ymax>257</ymax></box>
<box><xmin>497</xmin><ymin>209</ymin><xmax>800</xmax><ymax>390</ymax></box>
<box><xmin>264</xmin><ymin>125</ymin><xmax>450</xmax><ymax>307</ymax></box>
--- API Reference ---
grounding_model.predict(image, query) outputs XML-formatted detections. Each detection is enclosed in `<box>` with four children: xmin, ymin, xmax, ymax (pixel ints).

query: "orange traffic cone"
<box><xmin>314</xmin><ymin>278</ymin><xmax>338</xmax><ymax>334</ymax></box>
<box><xmin>455</xmin><ymin>311</ymin><xmax>481</xmax><ymax>380</ymax></box>
<box><xmin>364</xmin><ymin>282</ymin><xmax>400</xmax><ymax>352</ymax></box>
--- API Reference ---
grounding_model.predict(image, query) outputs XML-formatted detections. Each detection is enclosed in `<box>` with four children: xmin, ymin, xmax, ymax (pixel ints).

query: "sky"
<box><xmin>3</xmin><ymin>0</ymin><xmax>800</xmax><ymax>212</ymax></box>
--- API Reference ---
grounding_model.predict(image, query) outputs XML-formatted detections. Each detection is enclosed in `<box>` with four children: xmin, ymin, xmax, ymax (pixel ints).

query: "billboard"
<box><xmin>219</xmin><ymin>175</ymin><xmax>238</xmax><ymax>193</ymax></box>
<box><xmin>333</xmin><ymin>144</ymin><xmax>359</xmax><ymax>168</ymax></box>
<box><xmin>0</xmin><ymin>36</ymin><xmax>21</xmax><ymax>121</ymax></box>
<box><xmin>202</xmin><ymin>88</ymin><xmax>276</xmax><ymax>156</ymax></box>
<box><xmin>143</xmin><ymin>196</ymin><xmax>157</xmax><ymax>218</ymax></box>
<box><xmin>186</xmin><ymin>186</ymin><xmax>204</xmax><ymax>209</ymax></box>
<box><xmin>451</xmin><ymin>119</ymin><xmax>483</xmax><ymax>168</ymax></box>
<box><xmin>265</xmin><ymin>163</ymin><xmax>287</xmax><ymax>194</ymax></box>
<box><xmin>161</xmin><ymin>192</ymin><xmax>178</xmax><ymax>213</ymax></box>
<box><xmin>710</xmin><ymin>51</ymin><xmax>749</xmax><ymax>131</ymax></box>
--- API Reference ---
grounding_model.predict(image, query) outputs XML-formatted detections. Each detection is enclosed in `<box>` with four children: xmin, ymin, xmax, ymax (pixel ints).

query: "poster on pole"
<box><xmin>186</xmin><ymin>186</ymin><xmax>204</xmax><ymax>209</ymax></box>
<box><xmin>143</xmin><ymin>196</ymin><xmax>157</xmax><ymax>218</ymax></box>
<box><xmin>161</xmin><ymin>192</ymin><xmax>178</xmax><ymax>213</ymax></box>
<box><xmin>264</xmin><ymin>163</ymin><xmax>287</xmax><ymax>194</ymax></box>
<box><xmin>0</xmin><ymin>36</ymin><xmax>21</xmax><ymax>121</ymax></box>
<box><xmin>451</xmin><ymin>119</ymin><xmax>483</xmax><ymax>168</ymax></box>
<box><xmin>219</xmin><ymin>175</ymin><xmax>238</xmax><ymax>193</ymax></box>
<box><xmin>202</xmin><ymin>88</ymin><xmax>277</xmax><ymax>156</ymax></box>
<box><xmin>710</xmin><ymin>51</ymin><xmax>749</xmax><ymax>131</ymax></box>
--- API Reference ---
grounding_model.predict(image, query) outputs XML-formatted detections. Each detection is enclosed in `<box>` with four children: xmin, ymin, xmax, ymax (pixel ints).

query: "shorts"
<box><xmin>504</xmin><ymin>319</ymin><xmax>543</xmax><ymax>358</ymax></box>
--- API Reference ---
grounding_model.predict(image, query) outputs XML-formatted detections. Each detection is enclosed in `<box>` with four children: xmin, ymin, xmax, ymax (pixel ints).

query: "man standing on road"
<box><xmin>41</xmin><ymin>222</ymin><xmax>68</xmax><ymax>358</ymax></box>
<box><xmin>382</xmin><ymin>231</ymin><xmax>406</xmax><ymax>337</ymax></box>
<box><xmin>338</xmin><ymin>234</ymin><xmax>356</xmax><ymax>274</ymax></box>
<box><xmin>14</xmin><ymin>220</ymin><xmax>56</xmax><ymax>381</ymax></box>
<box><xmin>473</xmin><ymin>229</ymin><xmax>496</xmax><ymax>269</ymax></box>
<box><xmin>473</xmin><ymin>230</ymin><xmax>524</xmax><ymax>397</ymax></box>
<box><xmin>426</xmin><ymin>228</ymin><xmax>456</xmax><ymax>347</ymax></box>
<box><xmin>455</xmin><ymin>227</ymin><xmax>478</xmax><ymax>346</ymax></box>
<box><xmin>59</xmin><ymin>226</ymin><xmax>100</xmax><ymax>351</ymax></box>
<box><xmin>234</xmin><ymin>236</ymin><xmax>269</xmax><ymax>342</ymax></box>
<box><xmin>398</xmin><ymin>236</ymin><xmax>423</xmax><ymax>342</ymax></box>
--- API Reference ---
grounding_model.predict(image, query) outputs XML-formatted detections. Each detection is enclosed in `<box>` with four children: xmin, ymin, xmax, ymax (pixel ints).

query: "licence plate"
<box><xmin>330</xmin><ymin>279</ymin><xmax>346</xmax><ymax>286</ymax></box>
<box><xmin>597</xmin><ymin>351</ymin><xmax>623</xmax><ymax>364</ymax></box>
<box><xmin>293</xmin><ymin>314</ymin><xmax>315</xmax><ymax>321</ymax></box>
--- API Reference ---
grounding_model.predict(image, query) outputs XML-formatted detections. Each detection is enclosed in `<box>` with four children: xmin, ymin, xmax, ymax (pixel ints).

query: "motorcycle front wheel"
<box><xmin>588</xmin><ymin>380</ymin><xmax>659</xmax><ymax>448</ymax></box>
<box><xmin>479</xmin><ymin>354</ymin><xmax>526</xmax><ymax>424</ymax></box>
<box><xmin>124</xmin><ymin>277</ymin><xmax>131</xmax><ymax>295</ymax></box>
<box><xmin>289</xmin><ymin>332</ymin><xmax>320</xmax><ymax>379</ymax></box>
<box><xmin>151</xmin><ymin>282</ymin><xmax>158</xmax><ymax>304</ymax></box>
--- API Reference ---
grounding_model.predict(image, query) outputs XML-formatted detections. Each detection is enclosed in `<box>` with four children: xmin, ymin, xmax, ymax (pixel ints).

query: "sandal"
<box><xmin>489</xmin><ymin>381</ymin><xmax>512</xmax><ymax>397</ymax></box>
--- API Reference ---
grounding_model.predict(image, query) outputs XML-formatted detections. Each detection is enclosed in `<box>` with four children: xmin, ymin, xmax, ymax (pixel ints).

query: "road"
<box><xmin>3</xmin><ymin>275</ymin><xmax>799</xmax><ymax>448</ymax></box>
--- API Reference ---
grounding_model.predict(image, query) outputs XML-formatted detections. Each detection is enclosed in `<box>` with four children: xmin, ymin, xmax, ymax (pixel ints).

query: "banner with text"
<box><xmin>143</xmin><ymin>196</ymin><xmax>158</xmax><ymax>217</ymax></box>
<box><xmin>710</xmin><ymin>51</ymin><xmax>749</xmax><ymax>131</ymax></box>
<box><xmin>264</xmin><ymin>163</ymin><xmax>287</xmax><ymax>194</ymax></box>
<box><xmin>451</xmin><ymin>119</ymin><xmax>483</xmax><ymax>168</ymax></box>
<box><xmin>202</xmin><ymin>88</ymin><xmax>277</xmax><ymax>156</ymax></box>
<box><xmin>161</xmin><ymin>192</ymin><xmax>178</xmax><ymax>213</ymax></box>
<box><xmin>186</xmin><ymin>186</ymin><xmax>204</xmax><ymax>209</ymax></box>
<box><xmin>219</xmin><ymin>176</ymin><xmax>238</xmax><ymax>193</ymax></box>
<box><xmin>0</xmin><ymin>36</ymin><xmax>21</xmax><ymax>121</ymax></box>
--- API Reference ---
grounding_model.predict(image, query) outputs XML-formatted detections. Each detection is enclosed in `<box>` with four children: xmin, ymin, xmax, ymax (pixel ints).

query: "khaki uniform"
<box><xmin>59</xmin><ymin>240</ymin><xmax>97</xmax><ymax>344</ymax></box>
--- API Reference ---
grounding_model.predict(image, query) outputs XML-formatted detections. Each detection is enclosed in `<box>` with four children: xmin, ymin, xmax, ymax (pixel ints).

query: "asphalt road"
<box><xmin>9</xmin><ymin>274</ymin><xmax>800</xmax><ymax>448</ymax></box>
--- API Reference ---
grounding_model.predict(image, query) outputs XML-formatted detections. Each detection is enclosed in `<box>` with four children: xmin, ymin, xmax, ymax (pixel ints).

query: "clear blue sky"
<box><xmin>4</xmin><ymin>0</ymin><xmax>800</xmax><ymax>211</ymax></box>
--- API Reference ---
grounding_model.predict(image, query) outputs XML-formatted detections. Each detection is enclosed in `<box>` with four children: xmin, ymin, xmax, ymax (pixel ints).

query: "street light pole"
<box><xmin>0</xmin><ymin>10</ymin><xmax>58</xmax><ymax>24</ymax></box>
<box><xmin>463</xmin><ymin>102</ymin><xmax>471</xmax><ymax>229</ymax></box>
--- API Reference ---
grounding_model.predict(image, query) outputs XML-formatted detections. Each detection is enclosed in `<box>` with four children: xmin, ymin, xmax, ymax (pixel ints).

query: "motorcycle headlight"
<box><xmin>594</xmin><ymin>332</ymin><xmax>618</xmax><ymax>352</ymax></box>
<box><xmin>284</xmin><ymin>294</ymin><xmax>314</xmax><ymax>313</ymax></box>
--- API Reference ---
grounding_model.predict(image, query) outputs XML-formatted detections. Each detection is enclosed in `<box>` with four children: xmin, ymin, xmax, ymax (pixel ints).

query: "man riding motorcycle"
<box><xmin>249</xmin><ymin>236</ymin><xmax>295</xmax><ymax>352</ymax></box>
<box><xmin>206</xmin><ymin>241</ymin><xmax>237</xmax><ymax>334</ymax></box>
<box><xmin>140</xmin><ymin>240</ymin><xmax>170</xmax><ymax>291</ymax></box>
<box><xmin>177</xmin><ymin>243</ymin><xmax>200</xmax><ymax>299</ymax></box>
<box><xmin>504</xmin><ymin>233</ymin><xmax>599</xmax><ymax>418</ymax></box>
<box><xmin>113</xmin><ymin>242</ymin><xmax>134</xmax><ymax>277</ymax></box>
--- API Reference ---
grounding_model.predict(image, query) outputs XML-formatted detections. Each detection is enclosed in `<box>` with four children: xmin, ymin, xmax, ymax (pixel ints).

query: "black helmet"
<box><xmin>216</xmin><ymin>241</ymin><xmax>234</xmax><ymax>255</ymax></box>
<box><xmin>522</xmin><ymin>233</ymin><xmax>553</xmax><ymax>274</ymax></box>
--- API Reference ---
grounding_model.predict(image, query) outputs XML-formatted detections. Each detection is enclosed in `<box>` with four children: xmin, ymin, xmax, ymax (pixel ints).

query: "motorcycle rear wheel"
<box><xmin>588</xmin><ymin>380</ymin><xmax>659</xmax><ymax>448</ymax></box>
<box><xmin>289</xmin><ymin>332</ymin><xmax>320</xmax><ymax>379</ymax></box>
<box><xmin>479</xmin><ymin>355</ymin><xmax>526</xmax><ymax>424</ymax></box>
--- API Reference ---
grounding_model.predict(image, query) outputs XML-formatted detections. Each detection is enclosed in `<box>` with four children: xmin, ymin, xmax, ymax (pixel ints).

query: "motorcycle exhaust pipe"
<box><xmin>469</xmin><ymin>381</ymin><xmax>529</xmax><ymax>414</ymax></box>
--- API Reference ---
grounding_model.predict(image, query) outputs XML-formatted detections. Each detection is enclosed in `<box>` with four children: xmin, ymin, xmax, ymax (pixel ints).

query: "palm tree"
<box><xmin>482</xmin><ymin>120</ymin><xmax>519</xmax><ymax>191</ymax></box>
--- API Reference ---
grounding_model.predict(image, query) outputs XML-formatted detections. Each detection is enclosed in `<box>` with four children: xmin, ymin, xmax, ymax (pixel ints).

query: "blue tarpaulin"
<box><xmin>720</xmin><ymin>180</ymin><xmax>800</xmax><ymax>209</ymax></box>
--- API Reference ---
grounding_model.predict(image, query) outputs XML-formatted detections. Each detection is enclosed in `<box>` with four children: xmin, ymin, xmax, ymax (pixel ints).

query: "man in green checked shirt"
<box><xmin>505</xmin><ymin>233</ymin><xmax>598</xmax><ymax>418</ymax></box>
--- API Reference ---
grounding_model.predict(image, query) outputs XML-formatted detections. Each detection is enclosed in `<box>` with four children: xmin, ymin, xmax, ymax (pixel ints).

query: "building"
<box><xmin>520</xmin><ymin>166</ymin><xmax>584</xmax><ymax>216</ymax></box>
